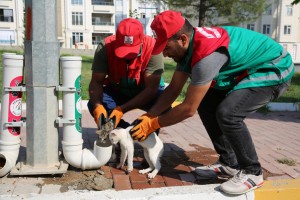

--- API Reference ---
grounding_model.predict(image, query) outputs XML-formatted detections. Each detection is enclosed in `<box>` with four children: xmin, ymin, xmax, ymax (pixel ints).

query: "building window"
<box><xmin>92</xmin><ymin>17</ymin><xmax>101</xmax><ymax>25</ymax></box>
<box><xmin>286</xmin><ymin>5</ymin><xmax>293</xmax><ymax>16</ymax></box>
<box><xmin>72</xmin><ymin>0</ymin><xmax>83</xmax><ymax>5</ymax></box>
<box><xmin>72</xmin><ymin>12</ymin><xmax>83</xmax><ymax>25</ymax></box>
<box><xmin>92</xmin><ymin>14</ymin><xmax>113</xmax><ymax>25</ymax></box>
<box><xmin>247</xmin><ymin>24</ymin><xmax>255</xmax><ymax>31</ymax></box>
<box><xmin>72</xmin><ymin>32</ymin><xmax>83</xmax><ymax>44</ymax></box>
<box><xmin>0</xmin><ymin>9</ymin><xmax>14</xmax><ymax>22</ymax></box>
<box><xmin>92</xmin><ymin>33</ymin><xmax>111</xmax><ymax>45</ymax></box>
<box><xmin>284</xmin><ymin>25</ymin><xmax>291</xmax><ymax>35</ymax></box>
<box><xmin>140</xmin><ymin>13</ymin><xmax>146</xmax><ymax>19</ymax></box>
<box><xmin>262</xmin><ymin>24</ymin><xmax>271</xmax><ymax>35</ymax></box>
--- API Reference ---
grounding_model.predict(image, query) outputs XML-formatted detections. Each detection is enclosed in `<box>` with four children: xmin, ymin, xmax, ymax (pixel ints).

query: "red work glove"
<box><xmin>129</xmin><ymin>114</ymin><xmax>160</xmax><ymax>141</ymax></box>
<box><xmin>109</xmin><ymin>106</ymin><xmax>124</xmax><ymax>128</ymax></box>
<box><xmin>93</xmin><ymin>105</ymin><xmax>107</xmax><ymax>127</ymax></box>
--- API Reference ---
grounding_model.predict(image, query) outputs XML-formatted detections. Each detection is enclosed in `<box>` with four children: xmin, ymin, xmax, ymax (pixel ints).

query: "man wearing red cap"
<box><xmin>130</xmin><ymin>10</ymin><xmax>294</xmax><ymax>194</ymax></box>
<box><xmin>88</xmin><ymin>18</ymin><xmax>165</xmax><ymax>131</ymax></box>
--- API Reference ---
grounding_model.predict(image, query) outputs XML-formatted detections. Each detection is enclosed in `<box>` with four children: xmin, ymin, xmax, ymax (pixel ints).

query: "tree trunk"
<box><xmin>198</xmin><ymin>0</ymin><xmax>206</xmax><ymax>27</ymax></box>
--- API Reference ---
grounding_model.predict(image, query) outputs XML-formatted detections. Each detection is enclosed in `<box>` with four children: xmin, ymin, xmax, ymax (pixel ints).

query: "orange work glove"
<box><xmin>109</xmin><ymin>106</ymin><xmax>124</xmax><ymax>128</ymax></box>
<box><xmin>129</xmin><ymin>114</ymin><xmax>160</xmax><ymax>141</ymax></box>
<box><xmin>93</xmin><ymin>105</ymin><xmax>107</xmax><ymax>127</ymax></box>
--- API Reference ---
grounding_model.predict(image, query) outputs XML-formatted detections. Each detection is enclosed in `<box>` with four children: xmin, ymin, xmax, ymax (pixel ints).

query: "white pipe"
<box><xmin>0</xmin><ymin>54</ymin><xmax>23</xmax><ymax>177</ymax></box>
<box><xmin>60</xmin><ymin>56</ymin><xmax>112</xmax><ymax>170</ymax></box>
<box><xmin>0</xmin><ymin>141</ymin><xmax>20</xmax><ymax>177</ymax></box>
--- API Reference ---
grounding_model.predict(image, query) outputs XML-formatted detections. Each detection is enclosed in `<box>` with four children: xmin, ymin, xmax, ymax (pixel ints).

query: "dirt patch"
<box><xmin>42</xmin><ymin>167</ymin><xmax>113</xmax><ymax>192</ymax></box>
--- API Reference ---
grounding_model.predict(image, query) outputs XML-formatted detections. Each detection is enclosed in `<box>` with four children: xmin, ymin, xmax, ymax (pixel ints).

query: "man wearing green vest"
<box><xmin>88</xmin><ymin>18</ymin><xmax>165</xmax><ymax>130</ymax></box>
<box><xmin>130</xmin><ymin>10</ymin><xmax>294</xmax><ymax>194</ymax></box>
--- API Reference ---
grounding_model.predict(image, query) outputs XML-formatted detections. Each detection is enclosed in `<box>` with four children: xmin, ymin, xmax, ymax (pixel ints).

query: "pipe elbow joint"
<box><xmin>0</xmin><ymin>150</ymin><xmax>20</xmax><ymax>177</ymax></box>
<box><xmin>62</xmin><ymin>140</ymin><xmax>112</xmax><ymax>170</ymax></box>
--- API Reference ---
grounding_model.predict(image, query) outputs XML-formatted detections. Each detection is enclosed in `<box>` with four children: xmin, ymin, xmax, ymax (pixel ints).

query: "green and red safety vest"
<box><xmin>104</xmin><ymin>35</ymin><xmax>155</xmax><ymax>97</ymax></box>
<box><xmin>180</xmin><ymin>26</ymin><xmax>294</xmax><ymax>90</ymax></box>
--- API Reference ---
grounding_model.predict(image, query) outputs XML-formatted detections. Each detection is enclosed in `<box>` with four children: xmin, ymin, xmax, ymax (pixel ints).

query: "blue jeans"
<box><xmin>88</xmin><ymin>85</ymin><xmax>165</xmax><ymax>128</ymax></box>
<box><xmin>198</xmin><ymin>81</ymin><xmax>290</xmax><ymax>174</ymax></box>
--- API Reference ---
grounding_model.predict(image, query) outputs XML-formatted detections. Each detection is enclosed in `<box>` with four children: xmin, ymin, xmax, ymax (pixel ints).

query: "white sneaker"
<box><xmin>220</xmin><ymin>170</ymin><xmax>264</xmax><ymax>195</ymax></box>
<box><xmin>193</xmin><ymin>162</ymin><xmax>239</xmax><ymax>179</ymax></box>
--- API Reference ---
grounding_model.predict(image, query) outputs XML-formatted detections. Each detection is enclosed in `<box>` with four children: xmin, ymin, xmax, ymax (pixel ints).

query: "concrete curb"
<box><xmin>1</xmin><ymin>184</ymin><xmax>255</xmax><ymax>200</ymax></box>
<box><xmin>267</xmin><ymin>102</ymin><xmax>300</xmax><ymax>111</ymax></box>
<box><xmin>255</xmin><ymin>179</ymin><xmax>300</xmax><ymax>200</ymax></box>
<box><xmin>1</xmin><ymin>179</ymin><xmax>300</xmax><ymax>200</ymax></box>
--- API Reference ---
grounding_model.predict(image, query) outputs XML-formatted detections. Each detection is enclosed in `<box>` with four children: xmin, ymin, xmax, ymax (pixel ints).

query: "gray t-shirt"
<box><xmin>176</xmin><ymin>48</ymin><xmax>229</xmax><ymax>85</ymax></box>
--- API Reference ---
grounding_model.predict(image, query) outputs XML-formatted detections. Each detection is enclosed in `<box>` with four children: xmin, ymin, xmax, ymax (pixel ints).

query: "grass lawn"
<box><xmin>274</xmin><ymin>72</ymin><xmax>300</xmax><ymax>103</ymax></box>
<box><xmin>81</xmin><ymin>55</ymin><xmax>93</xmax><ymax>100</ymax></box>
<box><xmin>1</xmin><ymin>50</ymin><xmax>299</xmax><ymax>103</ymax></box>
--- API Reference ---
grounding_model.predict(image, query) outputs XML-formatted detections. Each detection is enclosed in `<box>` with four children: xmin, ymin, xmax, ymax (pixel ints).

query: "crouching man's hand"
<box><xmin>129</xmin><ymin>114</ymin><xmax>160</xmax><ymax>141</ymax></box>
<box><xmin>109</xmin><ymin>106</ymin><xmax>124</xmax><ymax>128</ymax></box>
<box><xmin>93</xmin><ymin>104</ymin><xmax>107</xmax><ymax>128</ymax></box>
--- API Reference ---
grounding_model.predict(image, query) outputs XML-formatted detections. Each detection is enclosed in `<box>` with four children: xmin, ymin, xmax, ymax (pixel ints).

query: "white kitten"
<box><xmin>109</xmin><ymin>126</ymin><xmax>164</xmax><ymax>179</ymax></box>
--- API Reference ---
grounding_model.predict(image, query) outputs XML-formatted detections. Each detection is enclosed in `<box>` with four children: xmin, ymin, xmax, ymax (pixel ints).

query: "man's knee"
<box><xmin>216</xmin><ymin>105</ymin><xmax>233</xmax><ymax>125</ymax></box>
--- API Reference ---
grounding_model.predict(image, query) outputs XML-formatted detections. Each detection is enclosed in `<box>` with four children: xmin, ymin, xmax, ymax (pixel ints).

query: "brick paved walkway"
<box><xmin>2</xmin><ymin>105</ymin><xmax>299</xmax><ymax>191</ymax></box>
<box><xmin>81</xmin><ymin>109</ymin><xmax>300</xmax><ymax>190</ymax></box>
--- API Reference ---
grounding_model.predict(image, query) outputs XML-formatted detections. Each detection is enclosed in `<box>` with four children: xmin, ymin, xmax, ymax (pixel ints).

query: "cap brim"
<box><xmin>115</xmin><ymin>45</ymin><xmax>140</xmax><ymax>60</ymax></box>
<box><xmin>152</xmin><ymin>38</ymin><xmax>167</xmax><ymax>55</ymax></box>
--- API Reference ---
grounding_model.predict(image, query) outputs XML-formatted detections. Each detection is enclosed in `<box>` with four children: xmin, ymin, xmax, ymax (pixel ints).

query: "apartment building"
<box><xmin>0</xmin><ymin>0</ymin><xmax>166</xmax><ymax>50</ymax></box>
<box><xmin>58</xmin><ymin>0</ymin><xmax>116</xmax><ymax>50</ymax></box>
<box><xmin>0</xmin><ymin>0</ymin><xmax>24</xmax><ymax>46</ymax></box>
<box><xmin>1</xmin><ymin>0</ymin><xmax>299</xmax><ymax>63</ymax></box>
<box><xmin>240</xmin><ymin>0</ymin><xmax>300</xmax><ymax>63</ymax></box>
<box><xmin>57</xmin><ymin>0</ymin><xmax>166</xmax><ymax>49</ymax></box>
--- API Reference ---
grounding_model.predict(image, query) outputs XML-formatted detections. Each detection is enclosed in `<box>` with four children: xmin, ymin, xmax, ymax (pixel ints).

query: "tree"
<box><xmin>291</xmin><ymin>0</ymin><xmax>300</xmax><ymax>5</ymax></box>
<box><xmin>158</xmin><ymin>0</ymin><xmax>265</xmax><ymax>27</ymax></box>
<box><xmin>129</xmin><ymin>9</ymin><xmax>139</xmax><ymax>19</ymax></box>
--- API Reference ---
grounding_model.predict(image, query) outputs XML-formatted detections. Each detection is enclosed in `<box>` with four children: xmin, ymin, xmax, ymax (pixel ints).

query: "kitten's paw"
<box><xmin>126</xmin><ymin>168</ymin><xmax>133</xmax><ymax>175</ymax></box>
<box><xmin>139</xmin><ymin>168</ymin><xmax>152</xmax><ymax>174</ymax></box>
<box><xmin>127</xmin><ymin>165</ymin><xmax>133</xmax><ymax>172</ymax></box>
<box><xmin>116</xmin><ymin>163</ymin><xmax>123</xmax><ymax>169</ymax></box>
<box><xmin>148</xmin><ymin>171</ymin><xmax>158</xmax><ymax>179</ymax></box>
<box><xmin>139</xmin><ymin>169</ymin><xmax>147</xmax><ymax>174</ymax></box>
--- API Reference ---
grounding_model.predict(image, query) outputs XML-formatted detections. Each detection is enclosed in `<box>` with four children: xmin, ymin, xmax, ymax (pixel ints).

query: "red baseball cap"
<box><xmin>115</xmin><ymin>18</ymin><xmax>144</xmax><ymax>59</ymax></box>
<box><xmin>151</xmin><ymin>10</ymin><xmax>185</xmax><ymax>55</ymax></box>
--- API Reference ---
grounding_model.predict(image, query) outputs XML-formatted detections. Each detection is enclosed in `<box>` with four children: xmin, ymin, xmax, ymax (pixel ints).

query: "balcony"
<box><xmin>92</xmin><ymin>21</ymin><xmax>114</xmax><ymax>26</ymax></box>
<box><xmin>0</xmin><ymin>1</ymin><xmax>13</xmax><ymax>7</ymax></box>
<box><xmin>92</xmin><ymin>14</ymin><xmax>114</xmax><ymax>33</ymax></box>
<box><xmin>91</xmin><ymin>0</ymin><xmax>114</xmax><ymax>5</ymax></box>
<box><xmin>93</xmin><ymin>23</ymin><xmax>114</xmax><ymax>33</ymax></box>
<box><xmin>92</xmin><ymin>0</ymin><xmax>114</xmax><ymax>13</ymax></box>
<box><xmin>0</xmin><ymin>21</ymin><xmax>15</xmax><ymax>29</ymax></box>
